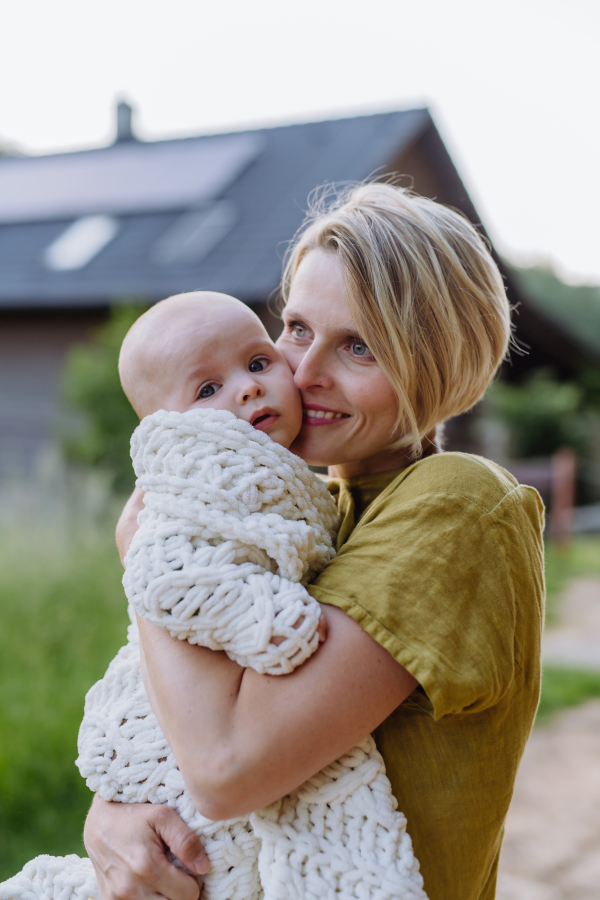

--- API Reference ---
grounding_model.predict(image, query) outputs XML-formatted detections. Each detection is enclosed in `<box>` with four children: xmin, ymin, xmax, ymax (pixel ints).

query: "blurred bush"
<box><xmin>60</xmin><ymin>304</ymin><xmax>146</xmax><ymax>493</ymax></box>
<box><xmin>0</xmin><ymin>515</ymin><xmax>128</xmax><ymax>880</ymax></box>
<box><xmin>512</xmin><ymin>265</ymin><xmax>600</xmax><ymax>365</ymax></box>
<box><xmin>486</xmin><ymin>369</ymin><xmax>590</xmax><ymax>460</ymax></box>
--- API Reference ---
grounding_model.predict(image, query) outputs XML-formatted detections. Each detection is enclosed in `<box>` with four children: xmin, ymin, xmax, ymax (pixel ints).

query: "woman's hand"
<box><xmin>84</xmin><ymin>794</ymin><xmax>209</xmax><ymax>900</ymax></box>
<box><xmin>116</xmin><ymin>487</ymin><xmax>145</xmax><ymax>566</ymax></box>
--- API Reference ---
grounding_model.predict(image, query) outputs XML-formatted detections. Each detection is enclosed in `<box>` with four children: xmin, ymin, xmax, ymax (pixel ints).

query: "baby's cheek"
<box><xmin>277</xmin><ymin>365</ymin><xmax>302</xmax><ymax>407</ymax></box>
<box><xmin>289</xmin><ymin>386</ymin><xmax>304</xmax><ymax>434</ymax></box>
<box><xmin>279</xmin><ymin>406</ymin><xmax>303</xmax><ymax>451</ymax></box>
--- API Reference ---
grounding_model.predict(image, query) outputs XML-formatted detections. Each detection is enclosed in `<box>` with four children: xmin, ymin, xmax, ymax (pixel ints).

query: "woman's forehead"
<box><xmin>286</xmin><ymin>250</ymin><xmax>356</xmax><ymax>328</ymax></box>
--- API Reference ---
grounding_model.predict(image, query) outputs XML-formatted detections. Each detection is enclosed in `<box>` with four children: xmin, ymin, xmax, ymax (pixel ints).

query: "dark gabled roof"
<box><xmin>3</xmin><ymin>105</ymin><xmax>599</xmax><ymax>377</ymax></box>
<box><xmin>0</xmin><ymin>108</ymin><xmax>428</xmax><ymax>308</ymax></box>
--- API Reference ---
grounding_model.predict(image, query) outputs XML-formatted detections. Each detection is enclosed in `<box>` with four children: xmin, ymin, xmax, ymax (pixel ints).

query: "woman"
<box><xmin>84</xmin><ymin>184</ymin><xmax>545</xmax><ymax>900</ymax></box>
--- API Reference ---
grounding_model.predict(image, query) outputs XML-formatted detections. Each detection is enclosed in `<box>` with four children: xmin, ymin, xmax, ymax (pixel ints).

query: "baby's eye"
<box><xmin>249</xmin><ymin>358</ymin><xmax>267</xmax><ymax>373</ymax></box>
<box><xmin>199</xmin><ymin>383</ymin><xmax>218</xmax><ymax>398</ymax></box>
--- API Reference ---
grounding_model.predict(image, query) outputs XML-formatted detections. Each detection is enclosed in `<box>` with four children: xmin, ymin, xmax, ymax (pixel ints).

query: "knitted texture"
<box><xmin>1</xmin><ymin>409</ymin><xmax>427</xmax><ymax>900</ymax></box>
<box><xmin>255</xmin><ymin>736</ymin><xmax>426</xmax><ymax>899</ymax></box>
<box><xmin>77</xmin><ymin>614</ymin><xmax>263</xmax><ymax>900</ymax></box>
<box><xmin>0</xmin><ymin>857</ymin><xmax>98</xmax><ymax>900</ymax></box>
<box><xmin>123</xmin><ymin>409</ymin><xmax>337</xmax><ymax>674</ymax></box>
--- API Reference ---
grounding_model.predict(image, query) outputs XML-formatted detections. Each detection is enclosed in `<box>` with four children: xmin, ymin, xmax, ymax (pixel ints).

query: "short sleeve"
<box><xmin>308</xmin><ymin>455</ymin><xmax>545</xmax><ymax>721</ymax></box>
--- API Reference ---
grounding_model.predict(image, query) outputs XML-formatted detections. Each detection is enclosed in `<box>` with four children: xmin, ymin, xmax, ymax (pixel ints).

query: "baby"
<box><xmin>1</xmin><ymin>292</ymin><xmax>427</xmax><ymax>900</ymax></box>
<box><xmin>118</xmin><ymin>291</ymin><xmax>331</xmax><ymax>669</ymax></box>
<box><xmin>119</xmin><ymin>291</ymin><xmax>304</xmax><ymax>453</ymax></box>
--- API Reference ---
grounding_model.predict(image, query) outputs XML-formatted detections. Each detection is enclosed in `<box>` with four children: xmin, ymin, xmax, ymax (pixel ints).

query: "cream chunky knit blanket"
<box><xmin>0</xmin><ymin>409</ymin><xmax>427</xmax><ymax>900</ymax></box>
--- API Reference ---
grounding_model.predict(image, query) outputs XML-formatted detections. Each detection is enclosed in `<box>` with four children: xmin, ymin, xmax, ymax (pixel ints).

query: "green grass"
<box><xmin>537</xmin><ymin>666</ymin><xmax>600</xmax><ymax>723</ymax></box>
<box><xmin>0</xmin><ymin>515</ymin><xmax>598</xmax><ymax>879</ymax></box>
<box><xmin>538</xmin><ymin>536</ymin><xmax>600</xmax><ymax>724</ymax></box>
<box><xmin>0</xmin><ymin>517</ymin><xmax>129</xmax><ymax>881</ymax></box>
<box><xmin>544</xmin><ymin>537</ymin><xmax>600</xmax><ymax>624</ymax></box>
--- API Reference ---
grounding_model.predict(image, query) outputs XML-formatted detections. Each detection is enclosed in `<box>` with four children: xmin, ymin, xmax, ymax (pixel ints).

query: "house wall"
<box><xmin>0</xmin><ymin>301</ymin><xmax>281</xmax><ymax>478</ymax></box>
<box><xmin>0</xmin><ymin>309</ymin><xmax>107</xmax><ymax>477</ymax></box>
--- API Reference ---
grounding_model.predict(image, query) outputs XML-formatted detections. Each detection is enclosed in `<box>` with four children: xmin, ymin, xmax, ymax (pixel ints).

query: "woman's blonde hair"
<box><xmin>281</xmin><ymin>182</ymin><xmax>512</xmax><ymax>457</ymax></box>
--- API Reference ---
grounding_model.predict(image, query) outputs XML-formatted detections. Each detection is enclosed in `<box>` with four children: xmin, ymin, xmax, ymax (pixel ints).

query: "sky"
<box><xmin>2</xmin><ymin>0</ymin><xmax>599</xmax><ymax>283</ymax></box>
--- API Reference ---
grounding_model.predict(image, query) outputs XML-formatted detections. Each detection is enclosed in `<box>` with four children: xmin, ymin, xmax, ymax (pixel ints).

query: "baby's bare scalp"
<box><xmin>118</xmin><ymin>292</ymin><xmax>268</xmax><ymax>418</ymax></box>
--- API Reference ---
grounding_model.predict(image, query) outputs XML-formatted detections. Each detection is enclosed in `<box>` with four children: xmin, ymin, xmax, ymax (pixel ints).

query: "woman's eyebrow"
<box><xmin>281</xmin><ymin>306</ymin><xmax>305</xmax><ymax>321</ymax></box>
<box><xmin>284</xmin><ymin>310</ymin><xmax>360</xmax><ymax>337</ymax></box>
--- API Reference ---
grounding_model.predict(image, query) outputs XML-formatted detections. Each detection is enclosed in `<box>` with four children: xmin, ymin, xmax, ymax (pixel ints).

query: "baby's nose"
<box><xmin>241</xmin><ymin>380</ymin><xmax>264</xmax><ymax>402</ymax></box>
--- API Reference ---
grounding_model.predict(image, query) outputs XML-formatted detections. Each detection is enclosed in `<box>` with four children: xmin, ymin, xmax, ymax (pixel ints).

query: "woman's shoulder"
<box><xmin>374</xmin><ymin>451</ymin><xmax>544</xmax><ymax>523</ymax></box>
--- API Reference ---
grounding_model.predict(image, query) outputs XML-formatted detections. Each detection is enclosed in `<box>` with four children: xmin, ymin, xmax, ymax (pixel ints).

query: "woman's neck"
<box><xmin>327</xmin><ymin>431</ymin><xmax>440</xmax><ymax>480</ymax></box>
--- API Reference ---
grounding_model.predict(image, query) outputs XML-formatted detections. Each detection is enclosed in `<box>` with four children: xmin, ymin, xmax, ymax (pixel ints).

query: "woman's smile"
<box><xmin>276</xmin><ymin>249</ymin><xmax>408</xmax><ymax>477</ymax></box>
<box><xmin>303</xmin><ymin>403</ymin><xmax>349</xmax><ymax>425</ymax></box>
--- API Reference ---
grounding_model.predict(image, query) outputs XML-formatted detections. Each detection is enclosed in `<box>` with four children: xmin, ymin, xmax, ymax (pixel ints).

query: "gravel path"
<box><xmin>496</xmin><ymin>576</ymin><xmax>600</xmax><ymax>899</ymax></box>
<box><xmin>543</xmin><ymin>577</ymin><xmax>600</xmax><ymax>671</ymax></box>
<box><xmin>496</xmin><ymin>699</ymin><xmax>600</xmax><ymax>900</ymax></box>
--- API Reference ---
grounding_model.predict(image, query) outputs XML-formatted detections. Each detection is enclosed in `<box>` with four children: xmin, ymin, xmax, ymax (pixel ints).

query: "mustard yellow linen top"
<box><xmin>308</xmin><ymin>452</ymin><xmax>545</xmax><ymax>900</ymax></box>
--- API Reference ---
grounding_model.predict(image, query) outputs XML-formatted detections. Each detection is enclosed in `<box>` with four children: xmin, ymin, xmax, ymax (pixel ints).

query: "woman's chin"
<box><xmin>289</xmin><ymin>430</ymin><xmax>339</xmax><ymax>468</ymax></box>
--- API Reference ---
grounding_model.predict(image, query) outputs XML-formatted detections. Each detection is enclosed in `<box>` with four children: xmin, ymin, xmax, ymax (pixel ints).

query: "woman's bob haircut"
<box><xmin>281</xmin><ymin>182</ymin><xmax>512</xmax><ymax>457</ymax></box>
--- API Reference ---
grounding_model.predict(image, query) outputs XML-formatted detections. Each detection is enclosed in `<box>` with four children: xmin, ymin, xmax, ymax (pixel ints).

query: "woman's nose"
<box><xmin>292</xmin><ymin>344</ymin><xmax>334</xmax><ymax>392</ymax></box>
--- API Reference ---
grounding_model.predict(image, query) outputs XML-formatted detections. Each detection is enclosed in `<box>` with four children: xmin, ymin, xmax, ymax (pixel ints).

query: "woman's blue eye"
<box><xmin>351</xmin><ymin>341</ymin><xmax>369</xmax><ymax>356</ymax></box>
<box><xmin>249</xmin><ymin>359</ymin><xmax>266</xmax><ymax>373</ymax></box>
<box><xmin>292</xmin><ymin>324</ymin><xmax>307</xmax><ymax>338</ymax></box>
<box><xmin>199</xmin><ymin>384</ymin><xmax>217</xmax><ymax>398</ymax></box>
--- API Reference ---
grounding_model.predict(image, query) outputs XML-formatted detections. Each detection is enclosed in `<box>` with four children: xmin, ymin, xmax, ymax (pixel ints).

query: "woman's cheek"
<box><xmin>356</xmin><ymin>374</ymin><xmax>398</xmax><ymax>424</ymax></box>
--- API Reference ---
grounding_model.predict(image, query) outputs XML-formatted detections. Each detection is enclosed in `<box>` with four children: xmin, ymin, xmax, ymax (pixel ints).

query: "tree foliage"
<box><xmin>486</xmin><ymin>369</ymin><xmax>590</xmax><ymax>459</ymax></box>
<box><xmin>60</xmin><ymin>304</ymin><xmax>146</xmax><ymax>492</ymax></box>
<box><xmin>512</xmin><ymin>264</ymin><xmax>600</xmax><ymax>359</ymax></box>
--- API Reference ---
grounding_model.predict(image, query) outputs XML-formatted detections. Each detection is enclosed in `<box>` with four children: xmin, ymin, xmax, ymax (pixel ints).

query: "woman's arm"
<box><xmin>94</xmin><ymin>488</ymin><xmax>414</xmax><ymax>899</ymax></box>
<box><xmin>138</xmin><ymin>604</ymin><xmax>417</xmax><ymax>821</ymax></box>
<box><xmin>118</xmin><ymin>485</ymin><xmax>416</xmax><ymax>820</ymax></box>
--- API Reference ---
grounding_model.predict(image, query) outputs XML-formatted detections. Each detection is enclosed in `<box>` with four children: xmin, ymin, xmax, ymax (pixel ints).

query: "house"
<box><xmin>1</xmin><ymin>103</ymin><xmax>598</xmax><ymax>474</ymax></box>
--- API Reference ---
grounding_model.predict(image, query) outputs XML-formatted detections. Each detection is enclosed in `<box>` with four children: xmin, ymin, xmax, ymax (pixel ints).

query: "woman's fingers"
<box><xmin>317</xmin><ymin>612</ymin><xmax>328</xmax><ymax>643</ymax></box>
<box><xmin>150</xmin><ymin>805</ymin><xmax>209</xmax><ymax>876</ymax></box>
<box><xmin>84</xmin><ymin>796</ymin><xmax>207</xmax><ymax>900</ymax></box>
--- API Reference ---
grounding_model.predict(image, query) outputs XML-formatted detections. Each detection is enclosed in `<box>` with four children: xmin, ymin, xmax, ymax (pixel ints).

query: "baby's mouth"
<box><xmin>250</xmin><ymin>408</ymin><xmax>280</xmax><ymax>431</ymax></box>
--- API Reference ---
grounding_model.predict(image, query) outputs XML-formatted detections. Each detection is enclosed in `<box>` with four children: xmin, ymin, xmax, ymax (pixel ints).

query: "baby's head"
<box><xmin>119</xmin><ymin>291</ymin><xmax>303</xmax><ymax>449</ymax></box>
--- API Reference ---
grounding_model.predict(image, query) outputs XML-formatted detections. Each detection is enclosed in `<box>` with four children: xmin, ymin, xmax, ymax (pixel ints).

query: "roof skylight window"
<box><xmin>153</xmin><ymin>202</ymin><xmax>237</xmax><ymax>265</ymax></box>
<box><xmin>44</xmin><ymin>215</ymin><xmax>119</xmax><ymax>271</ymax></box>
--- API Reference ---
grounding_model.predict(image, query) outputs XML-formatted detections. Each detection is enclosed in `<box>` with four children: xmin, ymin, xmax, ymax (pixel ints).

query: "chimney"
<box><xmin>115</xmin><ymin>100</ymin><xmax>135</xmax><ymax>143</ymax></box>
